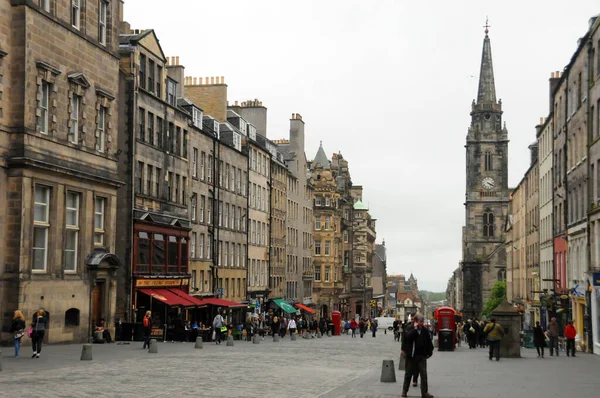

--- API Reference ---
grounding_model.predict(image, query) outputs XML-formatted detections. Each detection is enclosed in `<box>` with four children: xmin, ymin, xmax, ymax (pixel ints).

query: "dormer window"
<box><xmin>193</xmin><ymin>108</ymin><xmax>203</xmax><ymax>128</ymax></box>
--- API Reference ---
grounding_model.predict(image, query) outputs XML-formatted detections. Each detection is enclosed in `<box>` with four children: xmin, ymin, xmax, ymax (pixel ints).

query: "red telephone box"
<box><xmin>434</xmin><ymin>306</ymin><xmax>456</xmax><ymax>351</ymax></box>
<box><xmin>331</xmin><ymin>311</ymin><xmax>341</xmax><ymax>336</ymax></box>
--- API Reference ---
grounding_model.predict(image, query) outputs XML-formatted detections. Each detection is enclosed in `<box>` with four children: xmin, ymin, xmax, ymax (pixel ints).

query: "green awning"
<box><xmin>273</xmin><ymin>298</ymin><xmax>297</xmax><ymax>314</ymax></box>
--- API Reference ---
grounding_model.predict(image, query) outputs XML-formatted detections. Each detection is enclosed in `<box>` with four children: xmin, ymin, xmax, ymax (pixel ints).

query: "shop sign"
<box><xmin>302</xmin><ymin>297</ymin><xmax>313</xmax><ymax>305</ymax></box>
<box><xmin>531</xmin><ymin>301</ymin><xmax>542</xmax><ymax>308</ymax></box>
<box><xmin>151</xmin><ymin>327</ymin><xmax>164</xmax><ymax>340</ymax></box>
<box><xmin>136</xmin><ymin>279</ymin><xmax>182</xmax><ymax>287</ymax></box>
<box><xmin>593</xmin><ymin>272</ymin><xmax>600</xmax><ymax>287</ymax></box>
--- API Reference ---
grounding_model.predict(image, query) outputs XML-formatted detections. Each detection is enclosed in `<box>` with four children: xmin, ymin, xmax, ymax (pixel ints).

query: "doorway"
<box><xmin>92</xmin><ymin>281</ymin><xmax>105</xmax><ymax>326</ymax></box>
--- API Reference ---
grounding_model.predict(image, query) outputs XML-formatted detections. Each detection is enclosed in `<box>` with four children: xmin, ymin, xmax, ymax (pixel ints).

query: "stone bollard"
<box><xmin>226</xmin><ymin>335</ymin><xmax>234</xmax><ymax>346</ymax></box>
<box><xmin>149</xmin><ymin>338</ymin><xmax>158</xmax><ymax>353</ymax></box>
<box><xmin>80</xmin><ymin>344</ymin><xmax>93</xmax><ymax>361</ymax></box>
<box><xmin>253</xmin><ymin>334</ymin><xmax>260</xmax><ymax>344</ymax></box>
<box><xmin>195</xmin><ymin>337</ymin><xmax>203</xmax><ymax>349</ymax></box>
<box><xmin>291</xmin><ymin>333</ymin><xmax>297</xmax><ymax>341</ymax></box>
<box><xmin>380</xmin><ymin>360</ymin><xmax>396</xmax><ymax>383</ymax></box>
<box><xmin>273</xmin><ymin>334</ymin><xmax>280</xmax><ymax>342</ymax></box>
<box><xmin>317</xmin><ymin>332</ymin><xmax>322</xmax><ymax>339</ymax></box>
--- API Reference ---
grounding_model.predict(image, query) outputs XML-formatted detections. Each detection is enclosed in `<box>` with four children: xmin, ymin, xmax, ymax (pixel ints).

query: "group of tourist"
<box><xmin>531</xmin><ymin>317</ymin><xmax>578</xmax><ymax>358</ymax></box>
<box><xmin>456</xmin><ymin>318</ymin><xmax>505</xmax><ymax>361</ymax></box>
<box><xmin>9</xmin><ymin>309</ymin><xmax>48</xmax><ymax>358</ymax></box>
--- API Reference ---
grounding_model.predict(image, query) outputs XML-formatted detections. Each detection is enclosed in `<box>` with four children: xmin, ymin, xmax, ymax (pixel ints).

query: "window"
<box><xmin>315</xmin><ymin>217</ymin><xmax>321</xmax><ymax>230</ymax></box>
<box><xmin>156</xmin><ymin>117</ymin><xmax>163</xmax><ymax>149</ymax></box>
<box><xmin>207</xmin><ymin>198</ymin><xmax>212</xmax><ymax>225</ymax></box>
<box><xmin>325</xmin><ymin>240</ymin><xmax>331</xmax><ymax>256</ymax></box>
<box><xmin>64</xmin><ymin>308</ymin><xmax>80</xmax><ymax>327</ymax></box>
<box><xmin>139</xmin><ymin>54</ymin><xmax>146</xmax><ymax>89</ymax></box>
<box><xmin>183</xmin><ymin>130</ymin><xmax>188</xmax><ymax>158</ymax></box>
<box><xmin>94</xmin><ymin>197</ymin><xmax>106</xmax><ymax>246</ymax></box>
<box><xmin>99</xmin><ymin>0</ymin><xmax>108</xmax><ymax>45</ymax></box>
<box><xmin>145</xmin><ymin>165</ymin><xmax>153</xmax><ymax>196</ymax></box>
<box><xmin>224</xmin><ymin>204</ymin><xmax>229</xmax><ymax>228</ymax></box>
<box><xmin>325</xmin><ymin>216</ymin><xmax>330</xmax><ymax>230</ymax></box>
<box><xmin>40</xmin><ymin>81</ymin><xmax>50</xmax><ymax>134</ymax></box>
<box><xmin>193</xmin><ymin>108</ymin><xmax>202</xmax><ymax>128</ymax></box>
<box><xmin>71</xmin><ymin>0</ymin><xmax>80</xmax><ymax>29</ymax></box>
<box><xmin>136</xmin><ymin>161</ymin><xmax>143</xmax><ymax>194</ymax></box>
<box><xmin>191</xmin><ymin>232</ymin><xmax>196</xmax><ymax>258</ymax></box>
<box><xmin>97</xmin><ymin>106</ymin><xmax>106</xmax><ymax>152</ymax></box>
<box><xmin>315</xmin><ymin>266</ymin><xmax>321</xmax><ymax>281</ymax></box>
<box><xmin>174</xmin><ymin>127</ymin><xmax>180</xmax><ymax>156</ymax></box>
<box><xmin>231</xmin><ymin>167</ymin><xmax>235</xmax><ymax>192</ymax></box>
<box><xmin>237</xmin><ymin>168</ymin><xmax>241</xmax><ymax>193</ymax></box>
<box><xmin>325</xmin><ymin>196</ymin><xmax>331</xmax><ymax>206</ymax></box>
<box><xmin>484</xmin><ymin>151</ymin><xmax>492</xmax><ymax>171</ymax></box>
<box><xmin>192</xmin><ymin>148</ymin><xmax>198</xmax><ymax>178</ymax></box>
<box><xmin>148</xmin><ymin>60</ymin><xmax>154</xmax><ymax>93</ymax></box>
<box><xmin>199</xmin><ymin>234</ymin><xmax>204</xmax><ymax>258</ymax></box>
<box><xmin>33</xmin><ymin>185</ymin><xmax>50</xmax><ymax>271</ymax></box>
<box><xmin>206</xmin><ymin>234</ymin><xmax>211</xmax><ymax>259</ymax></box>
<box><xmin>40</xmin><ymin>0</ymin><xmax>50</xmax><ymax>12</ymax></box>
<box><xmin>155</xmin><ymin>167</ymin><xmax>161</xmax><ymax>197</ymax></box>
<box><xmin>191</xmin><ymin>194</ymin><xmax>197</xmax><ymax>222</ymax></box>
<box><xmin>315</xmin><ymin>196</ymin><xmax>322</xmax><ymax>206</ymax></box>
<box><xmin>167</xmin><ymin>78</ymin><xmax>176</xmax><ymax>106</ymax></box>
<box><xmin>207</xmin><ymin>155</ymin><xmax>213</xmax><ymax>183</ymax></box>
<box><xmin>138</xmin><ymin>108</ymin><xmax>145</xmax><ymax>141</ymax></box>
<box><xmin>199</xmin><ymin>195</ymin><xmax>205</xmax><ymax>223</ymax></box>
<box><xmin>200</xmin><ymin>152</ymin><xmax>206</xmax><ymax>180</ymax></box>
<box><xmin>219</xmin><ymin>160</ymin><xmax>223</xmax><ymax>186</ymax></box>
<box><xmin>69</xmin><ymin>95</ymin><xmax>81</xmax><ymax>143</ymax></box>
<box><xmin>325</xmin><ymin>266</ymin><xmax>330</xmax><ymax>282</ymax></box>
<box><xmin>483</xmin><ymin>210</ymin><xmax>495</xmax><ymax>237</ymax></box>
<box><xmin>315</xmin><ymin>240</ymin><xmax>321</xmax><ymax>255</ymax></box>
<box><xmin>167</xmin><ymin>172</ymin><xmax>173</xmax><ymax>201</ymax></box>
<box><xmin>343</xmin><ymin>230</ymin><xmax>348</xmax><ymax>243</ymax></box>
<box><xmin>65</xmin><ymin>192</ymin><xmax>80</xmax><ymax>271</ymax></box>
<box><xmin>175</xmin><ymin>174</ymin><xmax>180</xmax><ymax>203</ymax></box>
<box><xmin>182</xmin><ymin>177</ymin><xmax>187</xmax><ymax>205</ymax></box>
<box><xmin>147</xmin><ymin>112</ymin><xmax>154</xmax><ymax>146</ymax></box>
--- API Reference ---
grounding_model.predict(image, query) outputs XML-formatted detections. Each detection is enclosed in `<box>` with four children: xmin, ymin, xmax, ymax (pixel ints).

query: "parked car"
<box><xmin>375</xmin><ymin>316</ymin><xmax>396</xmax><ymax>331</ymax></box>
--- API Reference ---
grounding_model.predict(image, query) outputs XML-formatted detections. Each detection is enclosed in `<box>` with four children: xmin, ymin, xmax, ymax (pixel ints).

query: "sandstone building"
<box><xmin>0</xmin><ymin>0</ymin><xmax>123</xmax><ymax>342</ymax></box>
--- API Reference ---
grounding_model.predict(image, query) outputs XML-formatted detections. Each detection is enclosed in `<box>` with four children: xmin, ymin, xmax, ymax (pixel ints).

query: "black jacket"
<box><xmin>403</xmin><ymin>327</ymin><xmax>434</xmax><ymax>359</ymax></box>
<box><xmin>10</xmin><ymin>318</ymin><xmax>26</xmax><ymax>333</ymax></box>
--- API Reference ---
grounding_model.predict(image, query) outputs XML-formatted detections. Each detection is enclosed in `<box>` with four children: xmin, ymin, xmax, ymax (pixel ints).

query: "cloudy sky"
<box><xmin>125</xmin><ymin>1</ymin><xmax>599</xmax><ymax>291</ymax></box>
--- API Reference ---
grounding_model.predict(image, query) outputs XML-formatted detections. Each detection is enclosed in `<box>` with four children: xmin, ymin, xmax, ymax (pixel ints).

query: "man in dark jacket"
<box><xmin>401</xmin><ymin>313</ymin><xmax>434</xmax><ymax>398</ymax></box>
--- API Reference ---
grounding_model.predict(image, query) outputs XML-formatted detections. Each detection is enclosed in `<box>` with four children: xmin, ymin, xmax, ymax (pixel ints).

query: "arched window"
<box><xmin>497</xmin><ymin>269</ymin><xmax>506</xmax><ymax>282</ymax></box>
<box><xmin>484</xmin><ymin>151</ymin><xmax>492</xmax><ymax>171</ymax></box>
<box><xmin>483</xmin><ymin>210</ymin><xmax>495</xmax><ymax>237</ymax></box>
<box><xmin>65</xmin><ymin>308</ymin><xmax>80</xmax><ymax>327</ymax></box>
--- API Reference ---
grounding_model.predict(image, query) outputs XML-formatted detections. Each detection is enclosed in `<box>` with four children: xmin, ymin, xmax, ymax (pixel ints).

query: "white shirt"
<box><xmin>288</xmin><ymin>319</ymin><xmax>297</xmax><ymax>329</ymax></box>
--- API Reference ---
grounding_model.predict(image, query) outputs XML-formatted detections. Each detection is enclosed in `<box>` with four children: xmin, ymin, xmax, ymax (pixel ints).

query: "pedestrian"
<box><xmin>533</xmin><ymin>321</ymin><xmax>546</xmax><ymax>358</ymax></box>
<box><xmin>212</xmin><ymin>311</ymin><xmax>225</xmax><ymax>345</ymax></box>
<box><xmin>271</xmin><ymin>314</ymin><xmax>280</xmax><ymax>340</ymax></box>
<box><xmin>288</xmin><ymin>317</ymin><xmax>297</xmax><ymax>335</ymax></box>
<box><xmin>393</xmin><ymin>319</ymin><xmax>401</xmax><ymax>342</ymax></box>
<box><xmin>456</xmin><ymin>322</ymin><xmax>462</xmax><ymax>347</ymax></box>
<box><xmin>371</xmin><ymin>319</ymin><xmax>378</xmax><ymax>338</ymax></box>
<box><xmin>359</xmin><ymin>318</ymin><xmax>366</xmax><ymax>338</ymax></box>
<box><xmin>564</xmin><ymin>321</ymin><xmax>577</xmax><ymax>357</ymax></box>
<box><xmin>10</xmin><ymin>310</ymin><xmax>26</xmax><ymax>357</ymax></box>
<box><xmin>350</xmin><ymin>318</ymin><xmax>358</xmax><ymax>338</ymax></box>
<box><xmin>483</xmin><ymin>318</ymin><xmax>505</xmax><ymax>361</ymax></box>
<box><xmin>31</xmin><ymin>309</ymin><xmax>47</xmax><ymax>358</ymax></box>
<box><xmin>401</xmin><ymin>317</ymin><xmax>419</xmax><ymax>388</ymax></box>
<box><xmin>401</xmin><ymin>313</ymin><xmax>434</xmax><ymax>398</ymax></box>
<box><xmin>142</xmin><ymin>310</ymin><xmax>153</xmax><ymax>349</ymax></box>
<box><xmin>547</xmin><ymin>317</ymin><xmax>560</xmax><ymax>356</ymax></box>
<box><xmin>465</xmin><ymin>319</ymin><xmax>477</xmax><ymax>349</ymax></box>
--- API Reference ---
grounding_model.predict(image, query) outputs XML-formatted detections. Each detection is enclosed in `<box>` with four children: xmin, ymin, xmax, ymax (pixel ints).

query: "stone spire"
<box><xmin>312</xmin><ymin>141</ymin><xmax>330</xmax><ymax>170</ymax></box>
<box><xmin>476</xmin><ymin>28</ymin><xmax>497</xmax><ymax>104</ymax></box>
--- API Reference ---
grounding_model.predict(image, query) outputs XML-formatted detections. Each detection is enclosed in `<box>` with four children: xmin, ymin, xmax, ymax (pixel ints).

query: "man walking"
<box><xmin>483</xmin><ymin>318</ymin><xmax>505</xmax><ymax>361</ymax></box>
<box><xmin>212</xmin><ymin>311</ymin><xmax>225</xmax><ymax>345</ymax></box>
<box><xmin>547</xmin><ymin>317</ymin><xmax>559</xmax><ymax>356</ymax></box>
<box><xmin>401</xmin><ymin>313</ymin><xmax>434</xmax><ymax>398</ymax></box>
<box><xmin>564</xmin><ymin>320</ymin><xmax>577</xmax><ymax>357</ymax></box>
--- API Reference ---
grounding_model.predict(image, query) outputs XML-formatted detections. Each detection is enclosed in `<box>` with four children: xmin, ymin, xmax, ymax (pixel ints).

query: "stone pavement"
<box><xmin>1</xmin><ymin>332</ymin><xmax>599</xmax><ymax>397</ymax></box>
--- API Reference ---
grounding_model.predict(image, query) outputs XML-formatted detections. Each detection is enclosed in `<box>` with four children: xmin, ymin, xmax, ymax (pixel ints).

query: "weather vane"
<box><xmin>484</xmin><ymin>16</ymin><xmax>490</xmax><ymax>35</ymax></box>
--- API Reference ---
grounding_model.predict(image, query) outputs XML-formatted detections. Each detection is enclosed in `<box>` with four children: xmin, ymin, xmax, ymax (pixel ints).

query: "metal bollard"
<box><xmin>380</xmin><ymin>360</ymin><xmax>396</xmax><ymax>383</ymax></box>
<box><xmin>80</xmin><ymin>344</ymin><xmax>93</xmax><ymax>360</ymax></box>
<box><xmin>226</xmin><ymin>335</ymin><xmax>234</xmax><ymax>346</ymax></box>
<box><xmin>149</xmin><ymin>338</ymin><xmax>158</xmax><ymax>353</ymax></box>
<box><xmin>195</xmin><ymin>337</ymin><xmax>203</xmax><ymax>349</ymax></box>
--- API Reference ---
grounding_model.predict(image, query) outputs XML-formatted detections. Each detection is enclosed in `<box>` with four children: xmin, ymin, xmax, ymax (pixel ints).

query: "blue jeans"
<box><xmin>14</xmin><ymin>337</ymin><xmax>21</xmax><ymax>356</ymax></box>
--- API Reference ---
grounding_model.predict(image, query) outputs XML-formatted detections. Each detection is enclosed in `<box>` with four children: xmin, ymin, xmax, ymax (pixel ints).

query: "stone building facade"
<box><xmin>0</xmin><ymin>0</ymin><xmax>123</xmax><ymax>342</ymax></box>
<box><xmin>537</xmin><ymin>110</ymin><xmax>554</xmax><ymax>300</ymax></box>
<box><xmin>461</xmin><ymin>30</ymin><xmax>510</xmax><ymax>319</ymax></box>
<box><xmin>275</xmin><ymin>114</ymin><xmax>314</xmax><ymax>304</ymax></box>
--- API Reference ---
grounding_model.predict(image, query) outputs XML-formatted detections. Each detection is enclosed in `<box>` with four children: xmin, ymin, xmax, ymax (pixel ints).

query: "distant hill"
<box><xmin>419</xmin><ymin>291</ymin><xmax>446</xmax><ymax>303</ymax></box>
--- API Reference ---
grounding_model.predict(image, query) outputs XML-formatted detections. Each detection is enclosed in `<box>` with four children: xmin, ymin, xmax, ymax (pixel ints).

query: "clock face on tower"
<box><xmin>481</xmin><ymin>177</ymin><xmax>495</xmax><ymax>190</ymax></box>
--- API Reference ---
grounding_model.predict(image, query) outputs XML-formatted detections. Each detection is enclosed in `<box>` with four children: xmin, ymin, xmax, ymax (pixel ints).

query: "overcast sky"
<box><xmin>125</xmin><ymin>1</ymin><xmax>599</xmax><ymax>291</ymax></box>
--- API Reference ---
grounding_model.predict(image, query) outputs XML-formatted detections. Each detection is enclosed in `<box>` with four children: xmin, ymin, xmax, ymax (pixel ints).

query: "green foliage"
<box><xmin>419</xmin><ymin>291</ymin><xmax>446</xmax><ymax>302</ymax></box>
<box><xmin>481</xmin><ymin>281</ymin><xmax>506</xmax><ymax>318</ymax></box>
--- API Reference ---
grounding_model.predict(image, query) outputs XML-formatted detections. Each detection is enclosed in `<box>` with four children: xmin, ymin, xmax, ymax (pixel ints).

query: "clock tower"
<box><xmin>461</xmin><ymin>26</ymin><xmax>509</xmax><ymax>319</ymax></box>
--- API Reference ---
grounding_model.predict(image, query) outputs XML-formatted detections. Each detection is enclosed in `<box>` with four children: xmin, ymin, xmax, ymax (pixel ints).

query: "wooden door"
<box><xmin>92</xmin><ymin>282</ymin><xmax>104</xmax><ymax>325</ymax></box>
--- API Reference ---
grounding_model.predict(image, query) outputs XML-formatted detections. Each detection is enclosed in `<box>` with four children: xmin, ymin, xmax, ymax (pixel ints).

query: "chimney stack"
<box><xmin>549</xmin><ymin>71</ymin><xmax>561</xmax><ymax>114</ymax></box>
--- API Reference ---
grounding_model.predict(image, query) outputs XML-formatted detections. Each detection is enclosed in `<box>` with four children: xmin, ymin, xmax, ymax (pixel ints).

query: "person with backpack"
<box><xmin>142</xmin><ymin>311</ymin><xmax>153</xmax><ymax>349</ymax></box>
<box><xmin>483</xmin><ymin>318</ymin><xmax>505</xmax><ymax>361</ymax></box>
<box><xmin>212</xmin><ymin>311</ymin><xmax>225</xmax><ymax>345</ymax></box>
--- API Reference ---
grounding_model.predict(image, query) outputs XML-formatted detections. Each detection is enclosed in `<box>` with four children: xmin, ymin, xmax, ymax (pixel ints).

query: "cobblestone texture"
<box><xmin>1</xmin><ymin>333</ymin><xmax>599</xmax><ymax>397</ymax></box>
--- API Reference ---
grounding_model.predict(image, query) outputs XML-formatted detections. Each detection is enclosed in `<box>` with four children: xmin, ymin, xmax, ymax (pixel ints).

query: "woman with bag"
<box><xmin>31</xmin><ymin>309</ymin><xmax>47</xmax><ymax>358</ymax></box>
<box><xmin>533</xmin><ymin>321</ymin><xmax>547</xmax><ymax>358</ymax></box>
<box><xmin>10</xmin><ymin>310</ymin><xmax>26</xmax><ymax>357</ymax></box>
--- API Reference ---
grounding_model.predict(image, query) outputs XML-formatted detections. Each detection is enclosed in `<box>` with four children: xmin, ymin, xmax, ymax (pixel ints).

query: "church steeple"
<box><xmin>476</xmin><ymin>26</ymin><xmax>497</xmax><ymax>105</ymax></box>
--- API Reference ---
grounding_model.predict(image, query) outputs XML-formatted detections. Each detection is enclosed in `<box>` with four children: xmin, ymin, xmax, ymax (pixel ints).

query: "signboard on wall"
<box><xmin>136</xmin><ymin>279</ymin><xmax>183</xmax><ymax>288</ymax></box>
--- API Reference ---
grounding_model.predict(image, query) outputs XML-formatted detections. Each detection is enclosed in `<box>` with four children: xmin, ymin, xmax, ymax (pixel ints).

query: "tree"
<box><xmin>481</xmin><ymin>281</ymin><xmax>506</xmax><ymax>318</ymax></box>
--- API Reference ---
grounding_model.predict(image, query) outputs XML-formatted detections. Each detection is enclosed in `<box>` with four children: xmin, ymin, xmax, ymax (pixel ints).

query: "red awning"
<box><xmin>194</xmin><ymin>297</ymin><xmax>246</xmax><ymax>308</ymax></box>
<box><xmin>168</xmin><ymin>289</ymin><xmax>204</xmax><ymax>306</ymax></box>
<box><xmin>295</xmin><ymin>303</ymin><xmax>316</xmax><ymax>314</ymax></box>
<box><xmin>138</xmin><ymin>288</ymin><xmax>196</xmax><ymax>307</ymax></box>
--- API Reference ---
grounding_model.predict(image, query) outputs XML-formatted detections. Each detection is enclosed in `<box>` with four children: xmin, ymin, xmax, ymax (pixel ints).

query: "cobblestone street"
<box><xmin>1</xmin><ymin>333</ymin><xmax>599</xmax><ymax>397</ymax></box>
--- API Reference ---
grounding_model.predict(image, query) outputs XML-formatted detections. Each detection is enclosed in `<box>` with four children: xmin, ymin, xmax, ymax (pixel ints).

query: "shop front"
<box><xmin>590</xmin><ymin>272</ymin><xmax>600</xmax><ymax>355</ymax></box>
